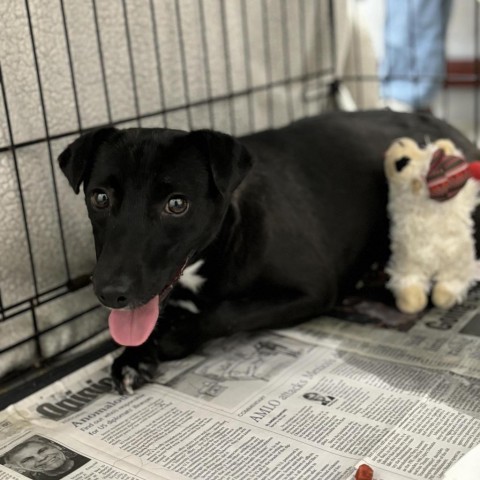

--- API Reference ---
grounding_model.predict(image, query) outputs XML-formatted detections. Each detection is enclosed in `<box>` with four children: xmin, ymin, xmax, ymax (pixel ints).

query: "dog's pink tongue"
<box><xmin>108</xmin><ymin>295</ymin><xmax>159</xmax><ymax>346</ymax></box>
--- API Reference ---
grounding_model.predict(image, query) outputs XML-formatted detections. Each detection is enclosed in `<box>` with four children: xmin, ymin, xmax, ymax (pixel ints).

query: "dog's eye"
<box><xmin>164</xmin><ymin>196</ymin><xmax>189</xmax><ymax>215</ymax></box>
<box><xmin>91</xmin><ymin>190</ymin><xmax>110</xmax><ymax>210</ymax></box>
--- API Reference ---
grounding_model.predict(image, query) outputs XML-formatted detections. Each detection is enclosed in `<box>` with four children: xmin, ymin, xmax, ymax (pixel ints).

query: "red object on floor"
<box><xmin>355</xmin><ymin>464</ymin><xmax>374</xmax><ymax>480</ymax></box>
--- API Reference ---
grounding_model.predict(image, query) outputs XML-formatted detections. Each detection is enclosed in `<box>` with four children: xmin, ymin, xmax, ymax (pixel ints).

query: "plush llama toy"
<box><xmin>384</xmin><ymin>137</ymin><xmax>480</xmax><ymax>314</ymax></box>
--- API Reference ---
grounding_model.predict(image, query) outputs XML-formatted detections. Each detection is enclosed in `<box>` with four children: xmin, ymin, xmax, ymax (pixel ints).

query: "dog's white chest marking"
<box><xmin>169</xmin><ymin>299</ymin><xmax>200</xmax><ymax>314</ymax></box>
<box><xmin>179</xmin><ymin>259</ymin><xmax>206</xmax><ymax>293</ymax></box>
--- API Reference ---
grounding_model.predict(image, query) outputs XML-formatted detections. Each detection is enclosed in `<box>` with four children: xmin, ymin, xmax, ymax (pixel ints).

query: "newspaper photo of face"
<box><xmin>1</xmin><ymin>435</ymin><xmax>90</xmax><ymax>479</ymax></box>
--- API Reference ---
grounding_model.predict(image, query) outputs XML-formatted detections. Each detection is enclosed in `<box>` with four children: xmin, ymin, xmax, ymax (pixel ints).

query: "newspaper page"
<box><xmin>1</xmin><ymin>314</ymin><xmax>480</xmax><ymax>480</ymax></box>
<box><xmin>278</xmin><ymin>279</ymin><xmax>480</xmax><ymax>379</ymax></box>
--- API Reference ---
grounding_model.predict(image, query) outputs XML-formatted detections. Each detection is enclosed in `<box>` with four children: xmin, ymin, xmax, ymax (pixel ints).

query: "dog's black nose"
<box><xmin>95</xmin><ymin>279</ymin><xmax>131</xmax><ymax>309</ymax></box>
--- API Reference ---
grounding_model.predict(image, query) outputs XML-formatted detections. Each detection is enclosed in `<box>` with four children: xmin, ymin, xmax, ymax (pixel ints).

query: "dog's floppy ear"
<box><xmin>58</xmin><ymin>127</ymin><xmax>117</xmax><ymax>194</ymax></box>
<box><xmin>188</xmin><ymin>130</ymin><xmax>253</xmax><ymax>196</ymax></box>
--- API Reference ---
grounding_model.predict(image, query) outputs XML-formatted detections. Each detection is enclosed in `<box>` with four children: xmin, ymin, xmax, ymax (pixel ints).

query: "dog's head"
<box><xmin>58</xmin><ymin>127</ymin><xmax>252</xmax><ymax>346</ymax></box>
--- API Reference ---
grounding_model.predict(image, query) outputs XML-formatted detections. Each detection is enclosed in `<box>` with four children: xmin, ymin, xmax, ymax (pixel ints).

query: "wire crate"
<box><xmin>0</xmin><ymin>0</ymin><xmax>337</xmax><ymax>406</ymax></box>
<box><xmin>1</xmin><ymin>0</ymin><xmax>479</xmax><ymax>407</ymax></box>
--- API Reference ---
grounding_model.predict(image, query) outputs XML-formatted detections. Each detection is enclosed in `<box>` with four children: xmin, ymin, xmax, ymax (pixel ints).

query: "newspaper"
<box><xmin>1</xmin><ymin>284</ymin><xmax>480</xmax><ymax>479</ymax></box>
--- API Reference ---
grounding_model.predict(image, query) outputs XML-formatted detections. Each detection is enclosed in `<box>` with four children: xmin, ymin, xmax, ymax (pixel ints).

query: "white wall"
<box><xmin>356</xmin><ymin>0</ymin><xmax>478</xmax><ymax>62</ymax></box>
<box><xmin>447</xmin><ymin>1</ymin><xmax>477</xmax><ymax>58</ymax></box>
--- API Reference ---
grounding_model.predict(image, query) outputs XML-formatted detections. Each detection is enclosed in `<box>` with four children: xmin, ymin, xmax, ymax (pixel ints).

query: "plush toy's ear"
<box><xmin>434</xmin><ymin>139</ymin><xmax>457</xmax><ymax>156</ymax></box>
<box><xmin>188</xmin><ymin>130</ymin><xmax>253</xmax><ymax>196</ymax></box>
<box><xmin>58</xmin><ymin>127</ymin><xmax>118</xmax><ymax>194</ymax></box>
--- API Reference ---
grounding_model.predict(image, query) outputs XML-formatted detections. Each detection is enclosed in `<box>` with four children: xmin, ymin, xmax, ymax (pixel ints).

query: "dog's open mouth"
<box><xmin>108</xmin><ymin>260</ymin><xmax>189</xmax><ymax>347</ymax></box>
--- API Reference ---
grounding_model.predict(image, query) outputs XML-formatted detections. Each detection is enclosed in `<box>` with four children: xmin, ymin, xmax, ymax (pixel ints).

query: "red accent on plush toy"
<box><xmin>468</xmin><ymin>161</ymin><xmax>480</xmax><ymax>180</ymax></box>
<box><xmin>426</xmin><ymin>149</ymin><xmax>471</xmax><ymax>201</ymax></box>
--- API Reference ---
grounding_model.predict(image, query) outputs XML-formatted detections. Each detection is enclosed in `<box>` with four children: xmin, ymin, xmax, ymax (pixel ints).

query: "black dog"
<box><xmin>58</xmin><ymin>110</ymin><xmax>480</xmax><ymax>392</ymax></box>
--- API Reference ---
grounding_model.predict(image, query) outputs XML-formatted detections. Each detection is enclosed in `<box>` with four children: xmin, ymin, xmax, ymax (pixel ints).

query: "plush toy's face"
<box><xmin>384</xmin><ymin>137</ymin><xmax>432</xmax><ymax>195</ymax></box>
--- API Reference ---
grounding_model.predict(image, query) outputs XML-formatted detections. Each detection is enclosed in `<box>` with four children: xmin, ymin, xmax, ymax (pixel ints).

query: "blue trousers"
<box><xmin>380</xmin><ymin>0</ymin><xmax>452</xmax><ymax>108</ymax></box>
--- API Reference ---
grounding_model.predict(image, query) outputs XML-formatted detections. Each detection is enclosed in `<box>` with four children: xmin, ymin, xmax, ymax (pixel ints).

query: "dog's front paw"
<box><xmin>111</xmin><ymin>349</ymin><xmax>159</xmax><ymax>395</ymax></box>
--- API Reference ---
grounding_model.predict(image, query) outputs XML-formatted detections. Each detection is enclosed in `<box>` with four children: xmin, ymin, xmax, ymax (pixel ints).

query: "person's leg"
<box><xmin>380</xmin><ymin>0</ymin><xmax>452</xmax><ymax>110</ymax></box>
